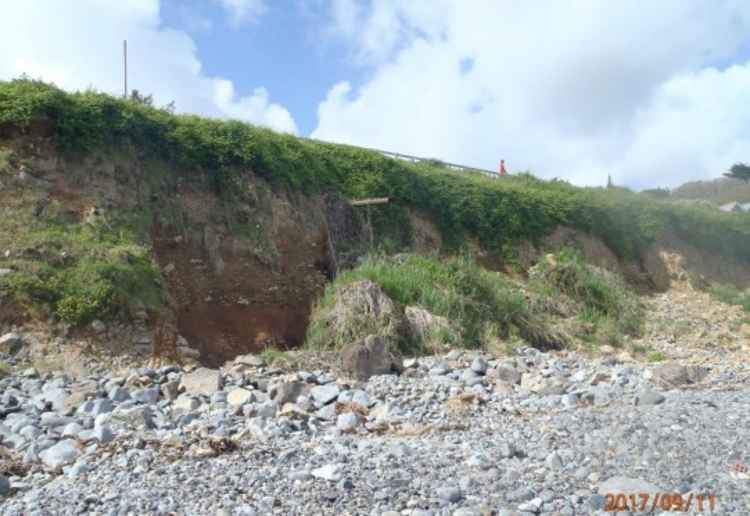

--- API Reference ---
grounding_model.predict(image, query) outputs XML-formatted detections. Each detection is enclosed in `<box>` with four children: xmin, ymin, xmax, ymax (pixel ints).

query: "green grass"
<box><xmin>708</xmin><ymin>284</ymin><xmax>750</xmax><ymax>312</ymax></box>
<box><xmin>306</xmin><ymin>253</ymin><xmax>559</xmax><ymax>354</ymax></box>
<box><xmin>530</xmin><ymin>249</ymin><xmax>645</xmax><ymax>341</ymax></box>
<box><xmin>647</xmin><ymin>351</ymin><xmax>667</xmax><ymax>362</ymax></box>
<box><xmin>0</xmin><ymin>192</ymin><xmax>163</xmax><ymax>325</ymax></box>
<box><xmin>3</xmin><ymin>79</ymin><xmax>750</xmax><ymax>264</ymax></box>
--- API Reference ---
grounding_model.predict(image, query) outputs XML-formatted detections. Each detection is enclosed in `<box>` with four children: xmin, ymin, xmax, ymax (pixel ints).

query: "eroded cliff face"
<box><xmin>3</xmin><ymin>131</ymin><xmax>749</xmax><ymax>367</ymax></box>
<box><xmin>0</xmin><ymin>133</ymin><xmax>367</xmax><ymax>365</ymax></box>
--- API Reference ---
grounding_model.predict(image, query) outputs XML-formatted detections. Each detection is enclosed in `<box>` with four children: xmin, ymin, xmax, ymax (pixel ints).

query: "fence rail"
<box><xmin>299</xmin><ymin>137</ymin><xmax>497</xmax><ymax>178</ymax></box>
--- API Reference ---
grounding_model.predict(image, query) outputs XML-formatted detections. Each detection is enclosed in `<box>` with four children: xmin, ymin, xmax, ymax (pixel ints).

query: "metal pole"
<box><xmin>123</xmin><ymin>40</ymin><xmax>128</xmax><ymax>99</ymax></box>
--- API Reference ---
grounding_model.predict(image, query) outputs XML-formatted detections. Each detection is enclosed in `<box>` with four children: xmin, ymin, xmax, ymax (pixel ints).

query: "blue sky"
<box><xmin>160</xmin><ymin>1</ymin><xmax>360</xmax><ymax>136</ymax></box>
<box><xmin>2</xmin><ymin>1</ymin><xmax>750</xmax><ymax>189</ymax></box>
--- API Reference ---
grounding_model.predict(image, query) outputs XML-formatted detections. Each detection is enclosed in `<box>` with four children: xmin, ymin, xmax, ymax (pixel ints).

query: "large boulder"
<box><xmin>404</xmin><ymin>306</ymin><xmax>457</xmax><ymax>351</ymax></box>
<box><xmin>39</xmin><ymin>440</ymin><xmax>81</xmax><ymax>469</ymax></box>
<box><xmin>341</xmin><ymin>335</ymin><xmax>403</xmax><ymax>381</ymax></box>
<box><xmin>0</xmin><ymin>333</ymin><xmax>24</xmax><ymax>355</ymax></box>
<box><xmin>651</xmin><ymin>363</ymin><xmax>709</xmax><ymax>387</ymax></box>
<box><xmin>308</xmin><ymin>280</ymin><xmax>407</xmax><ymax>349</ymax></box>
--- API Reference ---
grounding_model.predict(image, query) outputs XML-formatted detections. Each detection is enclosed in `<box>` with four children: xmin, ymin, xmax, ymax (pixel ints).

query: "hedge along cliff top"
<box><xmin>2</xmin><ymin>78</ymin><xmax>750</xmax><ymax>267</ymax></box>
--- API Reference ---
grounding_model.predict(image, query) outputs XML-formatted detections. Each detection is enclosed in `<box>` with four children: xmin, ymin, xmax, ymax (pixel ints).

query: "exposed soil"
<box><xmin>151</xmin><ymin>188</ymin><xmax>333</xmax><ymax>367</ymax></box>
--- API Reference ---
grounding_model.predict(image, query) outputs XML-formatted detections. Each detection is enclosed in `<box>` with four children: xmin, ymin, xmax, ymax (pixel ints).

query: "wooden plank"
<box><xmin>349</xmin><ymin>197</ymin><xmax>390</xmax><ymax>206</ymax></box>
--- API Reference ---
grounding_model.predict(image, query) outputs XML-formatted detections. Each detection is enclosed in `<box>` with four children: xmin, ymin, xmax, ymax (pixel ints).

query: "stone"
<box><xmin>34</xmin><ymin>387</ymin><xmax>68</xmax><ymax>412</ymax></box>
<box><xmin>181</xmin><ymin>368</ymin><xmax>221</xmax><ymax>396</ymax></box>
<box><xmin>436</xmin><ymin>485</ymin><xmax>463</xmax><ymax>503</ymax></box>
<box><xmin>546</xmin><ymin>452</ymin><xmax>564</xmax><ymax>470</ymax></box>
<box><xmin>310</xmin><ymin>384</ymin><xmax>341</xmax><ymax>406</ymax></box>
<box><xmin>337</xmin><ymin>412</ymin><xmax>359</xmax><ymax>432</ymax></box>
<box><xmin>173</xmin><ymin>395</ymin><xmax>201</xmax><ymax>412</ymax></box>
<box><xmin>598</xmin><ymin>477</ymin><xmax>662</xmax><ymax>497</ymax></box>
<box><xmin>91</xmin><ymin>320</ymin><xmax>106</xmax><ymax>334</ymax></box>
<box><xmin>311</xmin><ymin>464</ymin><xmax>343</xmax><ymax>482</ymax></box>
<box><xmin>40</xmin><ymin>413</ymin><xmax>74</xmax><ymax>428</ymax></box>
<box><xmin>492</xmin><ymin>366</ymin><xmax>522</xmax><ymax>385</ymax></box>
<box><xmin>108</xmin><ymin>406</ymin><xmax>153</xmax><ymax>431</ymax></box>
<box><xmin>471</xmin><ymin>356</ymin><xmax>488</xmax><ymax>374</ymax></box>
<box><xmin>651</xmin><ymin>363</ymin><xmax>709</xmax><ymax>387</ymax></box>
<box><xmin>273</xmin><ymin>381</ymin><xmax>307</xmax><ymax>405</ymax></box>
<box><xmin>39</xmin><ymin>439</ymin><xmax>81</xmax><ymax>469</ymax></box>
<box><xmin>0</xmin><ymin>332</ymin><xmax>24</xmax><ymax>355</ymax></box>
<box><xmin>108</xmin><ymin>386</ymin><xmax>131</xmax><ymax>402</ymax></box>
<box><xmin>405</xmin><ymin>305</ymin><xmax>456</xmax><ymax>344</ymax></box>
<box><xmin>341</xmin><ymin>335</ymin><xmax>403</xmax><ymax>381</ymax></box>
<box><xmin>234</xmin><ymin>354</ymin><xmax>265</xmax><ymax>368</ymax></box>
<box><xmin>227</xmin><ymin>388</ymin><xmax>255</xmax><ymax>408</ymax></box>
<box><xmin>0</xmin><ymin>474</ymin><xmax>9</xmax><ymax>496</ymax></box>
<box><xmin>62</xmin><ymin>422</ymin><xmax>83</xmax><ymax>438</ymax></box>
<box><xmin>518</xmin><ymin>497</ymin><xmax>543</xmax><ymax>513</ymax></box>
<box><xmin>94</xmin><ymin>425</ymin><xmax>115</xmax><ymax>443</ymax></box>
<box><xmin>635</xmin><ymin>390</ymin><xmax>665</xmax><ymax>406</ymax></box>
<box><xmin>131</xmin><ymin>387</ymin><xmax>160</xmax><ymax>404</ymax></box>
<box><xmin>161</xmin><ymin>380</ymin><xmax>181</xmax><ymax>401</ymax></box>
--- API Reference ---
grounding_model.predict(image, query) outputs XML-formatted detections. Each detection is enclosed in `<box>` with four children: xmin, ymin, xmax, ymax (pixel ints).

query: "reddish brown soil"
<box><xmin>152</xmin><ymin>194</ymin><xmax>331</xmax><ymax>367</ymax></box>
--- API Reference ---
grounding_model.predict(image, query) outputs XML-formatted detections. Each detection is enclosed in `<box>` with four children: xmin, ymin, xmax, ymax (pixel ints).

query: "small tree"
<box><xmin>724</xmin><ymin>162</ymin><xmax>750</xmax><ymax>182</ymax></box>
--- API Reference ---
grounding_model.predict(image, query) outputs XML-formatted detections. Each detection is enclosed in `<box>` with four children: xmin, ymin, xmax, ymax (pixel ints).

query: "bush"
<box><xmin>307</xmin><ymin>253</ymin><xmax>562</xmax><ymax>354</ymax></box>
<box><xmin>3</xmin><ymin>79</ymin><xmax>750</xmax><ymax>264</ymax></box>
<box><xmin>530</xmin><ymin>249</ymin><xmax>644</xmax><ymax>338</ymax></box>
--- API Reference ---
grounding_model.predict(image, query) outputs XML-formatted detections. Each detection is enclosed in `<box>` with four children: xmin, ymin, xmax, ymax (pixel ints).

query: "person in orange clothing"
<box><xmin>498</xmin><ymin>159</ymin><xmax>507</xmax><ymax>177</ymax></box>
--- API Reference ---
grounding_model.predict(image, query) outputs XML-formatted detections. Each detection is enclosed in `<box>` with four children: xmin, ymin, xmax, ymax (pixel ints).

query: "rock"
<box><xmin>272</xmin><ymin>381</ymin><xmax>307</xmax><ymax>405</ymax></box>
<box><xmin>0</xmin><ymin>332</ymin><xmax>24</xmax><ymax>355</ymax></box>
<box><xmin>131</xmin><ymin>387</ymin><xmax>160</xmax><ymax>404</ymax></box>
<box><xmin>651</xmin><ymin>363</ymin><xmax>709</xmax><ymax>387</ymax></box>
<box><xmin>181</xmin><ymin>368</ymin><xmax>221</xmax><ymax>396</ymax></box>
<box><xmin>341</xmin><ymin>335</ymin><xmax>403</xmax><ymax>381</ymax></box>
<box><xmin>173</xmin><ymin>395</ymin><xmax>201</xmax><ymax>412</ymax></box>
<box><xmin>517</xmin><ymin>497</ymin><xmax>543</xmax><ymax>513</ymax></box>
<box><xmin>227</xmin><ymin>388</ymin><xmax>255</xmax><ymax>408</ymax></box>
<box><xmin>40</xmin><ymin>413</ymin><xmax>73</xmax><ymax>428</ymax></box>
<box><xmin>161</xmin><ymin>379</ymin><xmax>181</xmax><ymax>401</ymax></box>
<box><xmin>635</xmin><ymin>390</ymin><xmax>665</xmax><ymax>406</ymax></box>
<box><xmin>108</xmin><ymin>406</ymin><xmax>153</xmax><ymax>431</ymax></box>
<box><xmin>34</xmin><ymin>387</ymin><xmax>68</xmax><ymax>412</ymax></box>
<box><xmin>319</xmin><ymin>280</ymin><xmax>406</xmax><ymax>348</ymax></box>
<box><xmin>336</xmin><ymin>412</ymin><xmax>359</xmax><ymax>432</ymax></box>
<box><xmin>108</xmin><ymin>386</ymin><xmax>131</xmax><ymax>402</ymax></box>
<box><xmin>234</xmin><ymin>354</ymin><xmax>265</xmax><ymax>368</ymax></box>
<box><xmin>311</xmin><ymin>464</ymin><xmax>343</xmax><ymax>482</ymax></box>
<box><xmin>598</xmin><ymin>476</ymin><xmax>662</xmax><ymax>497</ymax></box>
<box><xmin>94</xmin><ymin>425</ymin><xmax>115</xmax><ymax>444</ymax></box>
<box><xmin>545</xmin><ymin>452</ymin><xmax>563</xmax><ymax>470</ymax></box>
<box><xmin>39</xmin><ymin>439</ymin><xmax>81</xmax><ymax>469</ymax></box>
<box><xmin>430</xmin><ymin>362</ymin><xmax>451</xmax><ymax>376</ymax></box>
<box><xmin>492</xmin><ymin>366</ymin><xmax>522</xmax><ymax>385</ymax></box>
<box><xmin>404</xmin><ymin>305</ymin><xmax>456</xmax><ymax>345</ymax></box>
<box><xmin>62</xmin><ymin>422</ymin><xmax>83</xmax><ymax>438</ymax></box>
<box><xmin>471</xmin><ymin>356</ymin><xmax>488</xmax><ymax>375</ymax></box>
<box><xmin>436</xmin><ymin>485</ymin><xmax>463</xmax><ymax>503</ymax></box>
<box><xmin>0</xmin><ymin>474</ymin><xmax>9</xmax><ymax>497</ymax></box>
<box><xmin>90</xmin><ymin>320</ymin><xmax>106</xmax><ymax>334</ymax></box>
<box><xmin>310</xmin><ymin>383</ymin><xmax>341</xmax><ymax>406</ymax></box>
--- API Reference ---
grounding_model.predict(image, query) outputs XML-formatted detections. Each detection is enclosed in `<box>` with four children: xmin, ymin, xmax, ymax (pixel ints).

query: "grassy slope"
<box><xmin>1</xmin><ymin>79</ymin><xmax>750</xmax><ymax>328</ymax></box>
<box><xmin>306</xmin><ymin>251</ymin><xmax>644</xmax><ymax>354</ymax></box>
<box><xmin>2</xmin><ymin>79</ymin><xmax>750</xmax><ymax>261</ymax></box>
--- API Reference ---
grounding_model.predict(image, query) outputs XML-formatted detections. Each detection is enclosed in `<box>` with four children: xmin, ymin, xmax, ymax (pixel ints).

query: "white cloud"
<box><xmin>0</xmin><ymin>0</ymin><xmax>297</xmax><ymax>134</ymax></box>
<box><xmin>313</xmin><ymin>1</ymin><xmax>750</xmax><ymax>188</ymax></box>
<box><xmin>215</xmin><ymin>0</ymin><xmax>267</xmax><ymax>27</ymax></box>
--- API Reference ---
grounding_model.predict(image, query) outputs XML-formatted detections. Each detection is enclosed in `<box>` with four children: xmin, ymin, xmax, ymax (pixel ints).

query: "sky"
<box><xmin>2</xmin><ymin>1</ymin><xmax>750</xmax><ymax>190</ymax></box>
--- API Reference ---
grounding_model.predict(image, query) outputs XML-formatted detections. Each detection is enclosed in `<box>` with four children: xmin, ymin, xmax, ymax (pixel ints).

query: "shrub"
<box><xmin>530</xmin><ymin>249</ymin><xmax>644</xmax><ymax>338</ymax></box>
<box><xmin>307</xmin><ymin>253</ymin><xmax>562</xmax><ymax>354</ymax></box>
<box><xmin>2</xmin><ymin>78</ymin><xmax>750</xmax><ymax>265</ymax></box>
